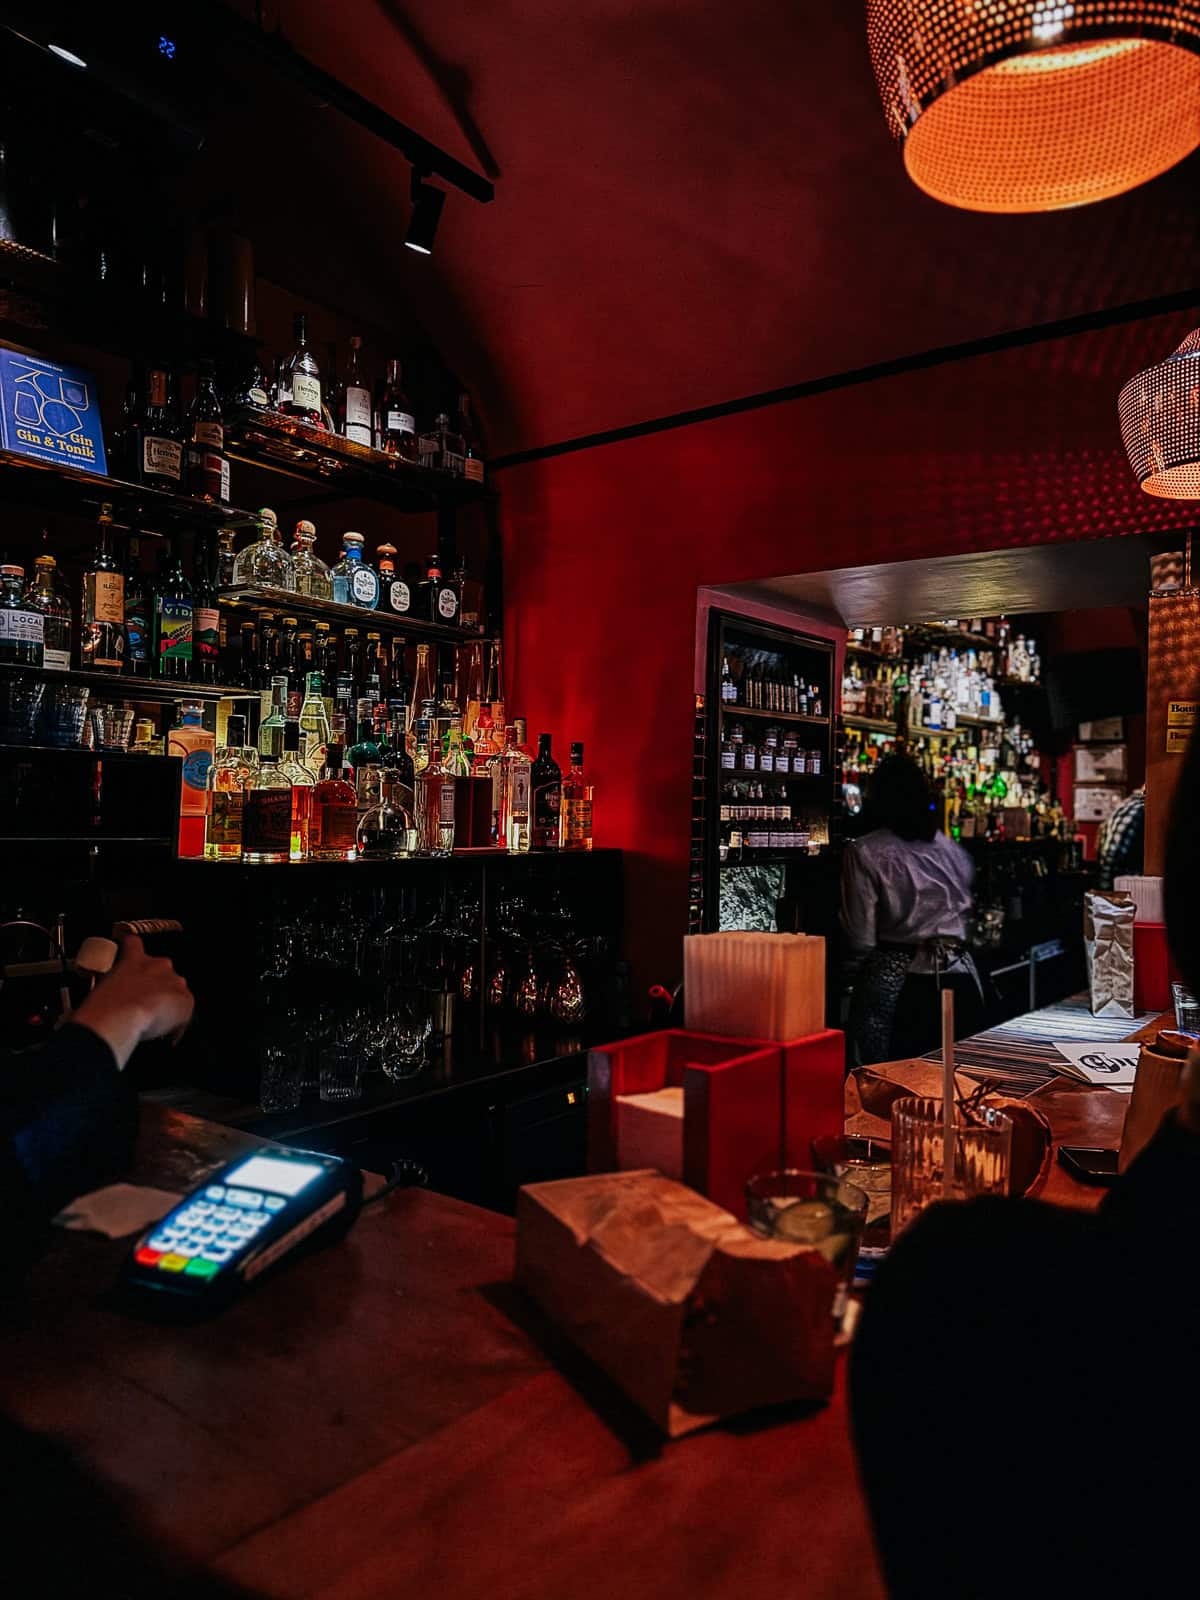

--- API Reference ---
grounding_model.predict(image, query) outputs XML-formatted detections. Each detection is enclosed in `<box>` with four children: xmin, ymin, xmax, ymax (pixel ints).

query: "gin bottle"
<box><xmin>27</xmin><ymin>555</ymin><xmax>71</xmax><ymax>671</ymax></box>
<box><xmin>232</xmin><ymin>508</ymin><xmax>295</xmax><ymax>590</ymax></box>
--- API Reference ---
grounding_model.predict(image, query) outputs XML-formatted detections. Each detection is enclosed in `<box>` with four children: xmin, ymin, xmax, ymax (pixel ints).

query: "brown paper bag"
<box><xmin>1084</xmin><ymin>891</ymin><xmax>1135</xmax><ymax>1018</ymax></box>
<box><xmin>1119</xmin><ymin>1035</ymin><xmax>1189</xmax><ymax>1172</ymax></box>
<box><xmin>515</xmin><ymin>1169</ymin><xmax>837</xmax><ymax>1435</ymax></box>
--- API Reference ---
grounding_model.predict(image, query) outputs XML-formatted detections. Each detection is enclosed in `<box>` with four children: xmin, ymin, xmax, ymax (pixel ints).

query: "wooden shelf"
<box><xmin>0</xmin><ymin>662</ymin><xmax>253</xmax><ymax>706</ymax></box>
<box><xmin>845</xmin><ymin>642</ymin><xmax>899</xmax><ymax>663</ymax></box>
<box><xmin>0</xmin><ymin>448</ymin><xmax>257</xmax><ymax>538</ymax></box>
<box><xmin>225</xmin><ymin>407</ymin><xmax>487</xmax><ymax>514</ymax></box>
<box><xmin>720</xmin><ymin>704</ymin><xmax>829</xmax><ymax>727</ymax></box>
<box><xmin>842</xmin><ymin>713</ymin><xmax>897</xmax><ymax>734</ymax></box>
<box><xmin>218</xmin><ymin>584</ymin><xmax>482</xmax><ymax>644</ymax></box>
<box><xmin>909</xmin><ymin>623</ymin><xmax>996</xmax><ymax>653</ymax></box>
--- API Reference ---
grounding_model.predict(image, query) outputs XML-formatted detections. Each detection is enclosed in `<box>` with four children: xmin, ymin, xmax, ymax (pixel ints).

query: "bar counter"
<box><xmin>0</xmin><ymin>1000</ymin><xmax>1162</xmax><ymax>1600</ymax></box>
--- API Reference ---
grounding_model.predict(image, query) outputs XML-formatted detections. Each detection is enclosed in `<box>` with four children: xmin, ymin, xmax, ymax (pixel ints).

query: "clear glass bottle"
<box><xmin>310</xmin><ymin>746</ymin><xmax>357</xmax><ymax>860</ymax></box>
<box><xmin>233</xmin><ymin>508</ymin><xmax>295</xmax><ymax>590</ymax></box>
<box><xmin>330</xmin><ymin>532</ymin><xmax>379</xmax><ymax>608</ymax></box>
<box><xmin>216</xmin><ymin>527</ymin><xmax>237</xmax><ymax>587</ymax></box>
<box><xmin>290</xmin><ymin>518</ymin><xmax>333</xmax><ymax>599</ymax></box>
<box><xmin>259</xmin><ymin>675</ymin><xmax>289</xmax><ymax>760</ymax></box>
<box><xmin>27</xmin><ymin>554</ymin><xmax>71</xmax><ymax>671</ymax></box>
<box><xmin>356</xmin><ymin>770</ymin><xmax>415</xmax><ymax>859</ymax></box>
<box><xmin>497</xmin><ymin>725</ymin><xmax>532</xmax><ymax>853</ymax></box>
<box><xmin>407</xmin><ymin>643</ymin><xmax>436</xmax><ymax>743</ymax></box>
<box><xmin>419</xmin><ymin>411</ymin><xmax>464</xmax><ymax>474</ymax></box>
<box><xmin>414</xmin><ymin>737</ymin><xmax>456</xmax><ymax>855</ymax></box>
<box><xmin>560</xmin><ymin>741</ymin><xmax>593</xmax><ymax>850</ymax></box>
<box><xmin>347</xmin><ymin>698</ymin><xmax>383</xmax><ymax>815</ymax></box>
<box><xmin>281</xmin><ymin>311</ymin><xmax>323</xmax><ymax>428</ymax></box>
<box><xmin>445</xmin><ymin>721</ymin><xmax>472</xmax><ymax>778</ymax></box>
<box><xmin>243</xmin><ymin>755</ymin><xmax>293</xmax><ymax>864</ymax></box>
<box><xmin>530</xmin><ymin>733</ymin><xmax>562</xmax><ymax>850</ymax></box>
<box><xmin>186</xmin><ymin>358</ymin><xmax>230</xmax><ymax>504</ymax></box>
<box><xmin>460</xmin><ymin>639</ymin><xmax>485</xmax><ymax>738</ymax></box>
<box><xmin>81</xmin><ymin>503</ymin><xmax>125</xmax><ymax>672</ymax></box>
<box><xmin>376</xmin><ymin>358</ymin><xmax>418</xmax><ymax>460</ymax></box>
<box><xmin>336</xmin><ymin>335</ymin><xmax>373</xmax><ymax>447</ymax></box>
<box><xmin>279</xmin><ymin>717</ymin><xmax>316</xmax><ymax>861</ymax></box>
<box><xmin>0</xmin><ymin>564</ymin><xmax>43</xmax><ymax>667</ymax></box>
<box><xmin>457</xmin><ymin>392</ymin><xmax>485</xmax><ymax>483</ymax></box>
<box><xmin>205</xmin><ymin>712</ymin><xmax>258</xmax><ymax>861</ymax></box>
<box><xmin>298</xmin><ymin>669</ymin><xmax>332</xmax><ymax>775</ymax></box>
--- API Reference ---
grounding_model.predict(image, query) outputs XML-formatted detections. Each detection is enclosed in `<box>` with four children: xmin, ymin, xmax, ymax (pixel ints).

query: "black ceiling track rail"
<box><xmin>492</xmin><ymin>286</ymin><xmax>1200</xmax><ymax>471</ymax></box>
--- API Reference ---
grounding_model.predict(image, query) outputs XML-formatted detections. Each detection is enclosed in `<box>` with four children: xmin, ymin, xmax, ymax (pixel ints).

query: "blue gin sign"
<box><xmin>0</xmin><ymin>347</ymin><xmax>108</xmax><ymax>474</ymax></box>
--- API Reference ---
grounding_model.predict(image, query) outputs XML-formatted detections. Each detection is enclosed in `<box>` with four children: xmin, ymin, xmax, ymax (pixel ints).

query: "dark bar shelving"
<box><xmin>0</xmin><ymin>661</ymin><xmax>250</xmax><ymax>706</ymax></box>
<box><xmin>0</xmin><ymin>448</ymin><xmax>257</xmax><ymax>538</ymax></box>
<box><xmin>218</xmin><ymin>583</ymin><xmax>483</xmax><ymax>642</ymax></box>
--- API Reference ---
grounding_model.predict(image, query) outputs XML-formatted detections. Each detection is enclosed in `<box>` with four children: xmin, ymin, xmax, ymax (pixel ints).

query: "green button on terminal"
<box><xmin>184</xmin><ymin>1257</ymin><xmax>221</xmax><ymax>1278</ymax></box>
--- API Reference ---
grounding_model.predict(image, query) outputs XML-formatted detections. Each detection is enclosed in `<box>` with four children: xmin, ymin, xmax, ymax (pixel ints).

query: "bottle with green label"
<box><xmin>152</xmin><ymin>535</ymin><xmax>193</xmax><ymax>680</ymax></box>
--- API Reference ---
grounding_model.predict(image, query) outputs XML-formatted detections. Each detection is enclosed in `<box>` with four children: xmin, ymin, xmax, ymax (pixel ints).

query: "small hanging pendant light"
<box><xmin>867</xmin><ymin>3</ymin><xmax>1200</xmax><ymax>213</ymax></box>
<box><xmin>1119</xmin><ymin>329</ymin><xmax>1200</xmax><ymax>500</ymax></box>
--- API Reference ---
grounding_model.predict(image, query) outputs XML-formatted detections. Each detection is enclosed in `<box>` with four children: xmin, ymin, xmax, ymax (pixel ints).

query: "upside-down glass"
<box><xmin>890</xmin><ymin>1096</ymin><xmax>1012</xmax><ymax>1238</ymax></box>
<box><xmin>745</xmin><ymin>1169</ymin><xmax>869</xmax><ymax>1318</ymax></box>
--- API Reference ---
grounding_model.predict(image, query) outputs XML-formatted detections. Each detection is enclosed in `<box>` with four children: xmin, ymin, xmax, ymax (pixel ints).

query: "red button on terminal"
<box><xmin>135</xmin><ymin>1247</ymin><xmax>162</xmax><ymax>1267</ymax></box>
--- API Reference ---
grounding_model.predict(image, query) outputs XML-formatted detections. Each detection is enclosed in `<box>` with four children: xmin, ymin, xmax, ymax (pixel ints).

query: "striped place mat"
<box><xmin>924</xmin><ymin>996</ymin><xmax>1157</xmax><ymax>1098</ymax></box>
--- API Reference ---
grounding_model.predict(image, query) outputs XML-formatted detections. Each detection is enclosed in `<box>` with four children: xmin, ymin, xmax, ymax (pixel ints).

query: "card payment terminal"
<box><xmin>121</xmin><ymin>1146</ymin><xmax>363</xmax><ymax>1314</ymax></box>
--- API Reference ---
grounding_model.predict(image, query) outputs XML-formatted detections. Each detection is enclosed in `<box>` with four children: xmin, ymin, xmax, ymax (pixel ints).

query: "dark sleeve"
<box><xmin>1099</xmin><ymin>1108</ymin><xmax>1200</xmax><ymax>1239</ymax></box>
<box><xmin>0</xmin><ymin>1024</ymin><xmax>138</xmax><ymax>1273</ymax></box>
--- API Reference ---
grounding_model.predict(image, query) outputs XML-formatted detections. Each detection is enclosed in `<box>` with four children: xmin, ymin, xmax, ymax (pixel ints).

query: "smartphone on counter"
<box><xmin>1057</xmin><ymin>1145</ymin><xmax>1120</xmax><ymax>1186</ymax></box>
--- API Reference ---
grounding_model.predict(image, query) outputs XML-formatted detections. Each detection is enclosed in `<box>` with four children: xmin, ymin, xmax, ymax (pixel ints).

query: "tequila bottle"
<box><xmin>417</xmin><ymin>553</ymin><xmax>459</xmax><ymax>624</ymax></box>
<box><xmin>232</xmin><ymin>508</ymin><xmax>295</xmax><ymax>590</ymax></box>
<box><xmin>27</xmin><ymin>555</ymin><xmax>71</xmax><ymax>671</ymax></box>
<box><xmin>151</xmin><ymin>536</ymin><xmax>193</xmax><ymax>681</ymax></box>
<box><xmin>279</xmin><ymin>718</ymin><xmax>316</xmax><ymax>860</ymax></box>
<box><xmin>205</xmin><ymin>713</ymin><xmax>258</xmax><ymax>861</ymax></box>
<box><xmin>334</xmin><ymin>533</ymin><xmax>379</xmax><ymax>609</ymax></box>
<box><xmin>377</xmin><ymin>543</ymin><xmax>411</xmax><ymax>616</ymax></box>
<box><xmin>298</xmin><ymin>670</ymin><xmax>332</xmax><ymax>774</ymax></box>
<box><xmin>290</xmin><ymin>518</ymin><xmax>332</xmax><ymax>599</ymax></box>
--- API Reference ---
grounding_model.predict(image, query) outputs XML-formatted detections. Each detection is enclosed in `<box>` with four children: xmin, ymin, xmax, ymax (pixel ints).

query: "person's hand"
<box><xmin>1180</xmin><ymin>1047</ymin><xmax>1200</xmax><ymax>1136</ymax></box>
<box><xmin>72</xmin><ymin>934</ymin><xmax>194</xmax><ymax>1070</ymax></box>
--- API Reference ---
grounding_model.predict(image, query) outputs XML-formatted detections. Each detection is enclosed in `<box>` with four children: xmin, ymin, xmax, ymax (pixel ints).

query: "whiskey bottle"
<box><xmin>135</xmin><ymin>366</ymin><xmax>184</xmax><ymax>490</ymax></box>
<box><xmin>243</xmin><ymin>756</ymin><xmax>293</xmax><ymax>864</ymax></box>
<box><xmin>281</xmin><ymin>311</ymin><xmax>323</xmax><ymax>428</ymax></box>
<box><xmin>530</xmin><ymin>733</ymin><xmax>562</xmax><ymax>849</ymax></box>
<box><xmin>336</xmin><ymin>335</ymin><xmax>374</xmax><ymax>447</ymax></box>
<box><xmin>81</xmin><ymin>504</ymin><xmax>125</xmax><ymax>672</ymax></box>
<box><xmin>27</xmin><ymin>555</ymin><xmax>71</xmax><ymax>671</ymax></box>
<box><xmin>205</xmin><ymin>713</ymin><xmax>258</xmax><ymax>862</ymax></box>
<box><xmin>560</xmin><ymin>742</ymin><xmax>593</xmax><ymax>850</ymax></box>
<box><xmin>279</xmin><ymin>718</ymin><xmax>316</xmax><ymax>861</ymax></box>
<box><xmin>186</xmin><ymin>359</ymin><xmax>230</xmax><ymax>504</ymax></box>
<box><xmin>310</xmin><ymin>746</ymin><xmax>357</xmax><ymax>860</ymax></box>
<box><xmin>457</xmin><ymin>392</ymin><xmax>485</xmax><ymax>483</ymax></box>
<box><xmin>151</xmin><ymin>536</ymin><xmax>193</xmax><ymax>680</ymax></box>
<box><xmin>418</xmin><ymin>553</ymin><xmax>459</xmax><ymax>625</ymax></box>
<box><xmin>0</xmin><ymin>565</ymin><xmax>43</xmax><ymax>667</ymax></box>
<box><xmin>376</xmin><ymin>358</ymin><xmax>418</xmax><ymax>461</ymax></box>
<box><xmin>192</xmin><ymin>532</ymin><xmax>221</xmax><ymax>686</ymax></box>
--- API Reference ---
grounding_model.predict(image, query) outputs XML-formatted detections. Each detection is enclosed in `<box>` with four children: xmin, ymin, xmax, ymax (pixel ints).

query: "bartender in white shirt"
<box><xmin>840</xmin><ymin>753</ymin><xmax>979</xmax><ymax>1066</ymax></box>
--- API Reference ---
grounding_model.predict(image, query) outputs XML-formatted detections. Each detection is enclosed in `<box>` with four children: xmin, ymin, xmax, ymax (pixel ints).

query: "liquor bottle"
<box><xmin>217</xmin><ymin>527</ymin><xmax>237</xmax><ymax>587</ymax></box>
<box><xmin>376</xmin><ymin>358</ymin><xmax>417</xmax><ymax>460</ymax></box>
<box><xmin>470</xmin><ymin>703</ymin><xmax>500</xmax><ymax>772</ymax></box>
<box><xmin>310</xmin><ymin>746</ymin><xmax>357</xmax><ymax>860</ymax></box>
<box><xmin>27</xmin><ymin>555</ymin><xmax>71</xmax><ymax>671</ymax></box>
<box><xmin>204</xmin><ymin>713</ymin><xmax>258</xmax><ymax>861</ymax></box>
<box><xmin>114</xmin><ymin>379</ymin><xmax>139</xmax><ymax>478</ymax></box>
<box><xmin>419</xmin><ymin>411</ymin><xmax>464</xmax><ymax>475</ymax></box>
<box><xmin>259</xmin><ymin>675</ymin><xmax>288</xmax><ymax>760</ymax></box>
<box><xmin>384</xmin><ymin>718</ymin><xmax>416</xmax><ymax>817</ymax></box>
<box><xmin>279</xmin><ymin>718</ymin><xmax>316</xmax><ymax>861</ymax></box>
<box><xmin>233</xmin><ymin>508</ymin><xmax>295</xmax><ymax>590</ymax></box>
<box><xmin>151</xmin><ymin>536</ymin><xmax>193</xmax><ymax>680</ymax></box>
<box><xmin>186</xmin><ymin>359</ymin><xmax>230</xmax><ymax>504</ymax></box>
<box><xmin>243</xmin><ymin>756</ymin><xmax>293</xmax><ymax>864</ymax></box>
<box><xmin>445</xmin><ymin>722</ymin><xmax>472</xmax><ymax>778</ymax></box>
<box><xmin>256</xmin><ymin>611</ymin><xmax>281</xmax><ymax>693</ymax></box>
<box><xmin>458</xmin><ymin>392</ymin><xmax>485</xmax><ymax>483</ymax></box>
<box><xmin>514</xmin><ymin>717</ymin><xmax>532</xmax><ymax>758</ymax></box>
<box><xmin>560</xmin><ymin>742</ymin><xmax>593</xmax><ymax>850</ymax></box>
<box><xmin>314</xmin><ymin>620</ymin><xmax>337</xmax><ymax>686</ymax></box>
<box><xmin>497</xmin><ymin>726</ymin><xmax>532</xmax><ymax>852</ymax></box>
<box><xmin>418</xmin><ymin>553</ymin><xmax>460</xmax><ymax>625</ymax></box>
<box><xmin>169</xmin><ymin>702</ymin><xmax>214</xmax><ymax>819</ymax></box>
<box><xmin>290</xmin><ymin>519</ymin><xmax>332</xmax><ymax>599</ymax></box>
<box><xmin>81</xmin><ymin>503</ymin><xmax>125</xmax><ymax>672</ymax></box>
<box><xmin>271</xmin><ymin>354</ymin><xmax>291</xmax><ymax>413</ymax></box>
<box><xmin>414</xmin><ymin>738</ymin><xmax>456</xmax><ymax>855</ymax></box>
<box><xmin>530</xmin><ymin>734</ymin><xmax>562</xmax><ymax>849</ymax></box>
<box><xmin>356</xmin><ymin>772</ymin><xmax>414</xmax><ymax>859</ymax></box>
<box><xmin>192</xmin><ymin>532</ymin><xmax>221</xmax><ymax>685</ymax></box>
<box><xmin>375</xmin><ymin>543</ymin><xmax>410</xmax><ymax>616</ymax></box>
<box><xmin>278</xmin><ymin>616</ymin><xmax>301</xmax><ymax>716</ymax></box>
<box><xmin>298</xmin><ymin>670</ymin><xmax>332</xmax><ymax>774</ymax></box>
<box><xmin>280</xmin><ymin>311</ymin><xmax>323</xmax><ymax>427</ymax></box>
<box><xmin>237</xmin><ymin>619</ymin><xmax>259</xmax><ymax>687</ymax></box>
<box><xmin>0</xmin><ymin>565</ymin><xmax>43</xmax><ymax>667</ymax></box>
<box><xmin>365</xmin><ymin>631</ymin><xmax>389</xmax><ymax>697</ymax></box>
<box><xmin>407</xmin><ymin>641</ymin><xmax>436</xmax><ymax>740</ymax></box>
<box><xmin>330</xmin><ymin>532</ymin><xmax>378</xmax><ymax>608</ymax></box>
<box><xmin>343</xmin><ymin>627</ymin><xmax>364</xmax><ymax>696</ymax></box>
<box><xmin>135</xmin><ymin>365</ymin><xmax>184</xmax><ymax>490</ymax></box>
<box><xmin>336</xmin><ymin>335</ymin><xmax>373</xmax><ymax>447</ymax></box>
<box><xmin>232</xmin><ymin>355</ymin><xmax>270</xmax><ymax>410</ymax></box>
<box><xmin>347</xmin><ymin>697</ymin><xmax>383</xmax><ymax>807</ymax></box>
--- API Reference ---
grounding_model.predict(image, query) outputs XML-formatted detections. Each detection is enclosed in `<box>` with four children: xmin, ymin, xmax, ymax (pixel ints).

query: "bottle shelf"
<box><xmin>224</xmin><ymin>407</ymin><xmax>487</xmax><ymax>514</ymax></box>
<box><xmin>0</xmin><ymin>448</ymin><xmax>257</xmax><ymax>539</ymax></box>
<box><xmin>720</xmin><ymin>766</ymin><xmax>826</xmax><ymax>783</ymax></box>
<box><xmin>218</xmin><ymin>583</ymin><xmax>482</xmax><ymax>643</ymax></box>
<box><xmin>719</xmin><ymin>704</ymin><xmax>829</xmax><ymax>727</ymax></box>
<box><xmin>845</xmin><ymin>642</ymin><xmax>900</xmax><ymax>663</ymax></box>
<box><xmin>720</xmin><ymin>848</ymin><xmax>824</xmax><ymax>866</ymax></box>
<box><xmin>842</xmin><ymin>713</ymin><xmax>897</xmax><ymax>734</ymax></box>
<box><xmin>0</xmin><ymin>661</ymin><xmax>252</xmax><ymax>706</ymax></box>
<box><xmin>912</xmin><ymin>713</ymin><xmax>1005</xmax><ymax>732</ymax></box>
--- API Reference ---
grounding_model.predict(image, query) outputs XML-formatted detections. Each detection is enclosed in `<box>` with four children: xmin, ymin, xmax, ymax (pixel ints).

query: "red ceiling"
<box><xmin>237</xmin><ymin>1</ymin><xmax>1200</xmax><ymax>456</ymax></box>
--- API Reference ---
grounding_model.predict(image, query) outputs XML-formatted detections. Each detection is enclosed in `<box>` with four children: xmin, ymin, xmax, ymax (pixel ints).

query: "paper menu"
<box><xmin>1053</xmin><ymin>1042</ymin><xmax>1140</xmax><ymax>1089</ymax></box>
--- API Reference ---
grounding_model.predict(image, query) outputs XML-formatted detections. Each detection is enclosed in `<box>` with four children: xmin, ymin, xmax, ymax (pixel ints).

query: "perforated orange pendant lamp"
<box><xmin>867</xmin><ymin>2</ymin><xmax>1200</xmax><ymax>213</ymax></box>
<box><xmin>1119</xmin><ymin>329</ymin><xmax>1200</xmax><ymax>500</ymax></box>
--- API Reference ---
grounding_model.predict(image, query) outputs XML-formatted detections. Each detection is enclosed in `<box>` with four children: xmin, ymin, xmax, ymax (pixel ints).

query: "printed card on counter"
<box><xmin>1054</xmin><ymin>1042</ymin><xmax>1140</xmax><ymax>1089</ymax></box>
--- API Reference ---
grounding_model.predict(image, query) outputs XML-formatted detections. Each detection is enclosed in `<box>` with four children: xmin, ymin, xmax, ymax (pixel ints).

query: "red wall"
<box><xmin>498</xmin><ymin>317</ymin><xmax>1195</xmax><ymax>999</ymax></box>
